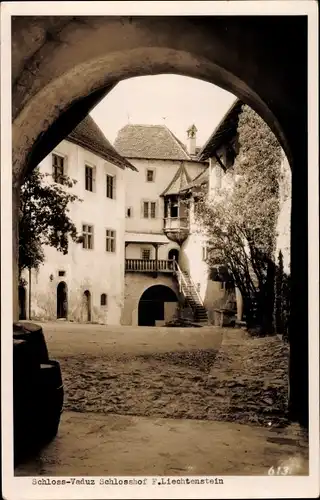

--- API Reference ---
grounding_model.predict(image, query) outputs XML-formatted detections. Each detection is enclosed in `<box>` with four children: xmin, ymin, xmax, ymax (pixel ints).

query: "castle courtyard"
<box><xmin>15</xmin><ymin>322</ymin><xmax>308</xmax><ymax>476</ymax></box>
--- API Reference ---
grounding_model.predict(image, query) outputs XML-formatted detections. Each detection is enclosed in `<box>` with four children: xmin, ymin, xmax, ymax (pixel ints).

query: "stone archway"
<box><xmin>57</xmin><ymin>281</ymin><xmax>68</xmax><ymax>319</ymax></box>
<box><xmin>138</xmin><ymin>285</ymin><xmax>178</xmax><ymax>326</ymax></box>
<box><xmin>10</xmin><ymin>13</ymin><xmax>311</xmax><ymax>426</ymax></box>
<box><xmin>12</xmin><ymin>15</ymin><xmax>308</xmax><ymax>184</ymax></box>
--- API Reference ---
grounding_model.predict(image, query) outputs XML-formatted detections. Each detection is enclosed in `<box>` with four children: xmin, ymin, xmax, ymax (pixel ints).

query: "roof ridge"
<box><xmin>68</xmin><ymin>116</ymin><xmax>137</xmax><ymax>171</ymax></box>
<box><xmin>164</xmin><ymin>124</ymin><xmax>191</xmax><ymax>160</ymax></box>
<box><xmin>180</xmin><ymin>167</ymin><xmax>209</xmax><ymax>193</ymax></box>
<box><xmin>121</xmin><ymin>123</ymin><xmax>165</xmax><ymax>129</ymax></box>
<box><xmin>197</xmin><ymin>98</ymin><xmax>241</xmax><ymax>159</ymax></box>
<box><xmin>161</xmin><ymin>161</ymin><xmax>192</xmax><ymax>196</ymax></box>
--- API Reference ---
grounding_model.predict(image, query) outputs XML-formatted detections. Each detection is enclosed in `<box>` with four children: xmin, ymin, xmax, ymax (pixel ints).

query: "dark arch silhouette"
<box><xmin>57</xmin><ymin>281</ymin><xmax>68</xmax><ymax>319</ymax></box>
<box><xmin>18</xmin><ymin>286</ymin><xmax>27</xmax><ymax>320</ymax></box>
<box><xmin>11</xmin><ymin>14</ymin><xmax>310</xmax><ymax>429</ymax></box>
<box><xmin>138</xmin><ymin>285</ymin><xmax>177</xmax><ymax>326</ymax></box>
<box><xmin>83</xmin><ymin>290</ymin><xmax>92</xmax><ymax>322</ymax></box>
<box><xmin>168</xmin><ymin>249</ymin><xmax>179</xmax><ymax>262</ymax></box>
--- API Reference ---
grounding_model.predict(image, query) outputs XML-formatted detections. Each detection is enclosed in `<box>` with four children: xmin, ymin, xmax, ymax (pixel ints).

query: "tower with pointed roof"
<box><xmin>186</xmin><ymin>124</ymin><xmax>198</xmax><ymax>156</ymax></box>
<box><xmin>161</xmin><ymin>162</ymin><xmax>192</xmax><ymax>245</ymax></box>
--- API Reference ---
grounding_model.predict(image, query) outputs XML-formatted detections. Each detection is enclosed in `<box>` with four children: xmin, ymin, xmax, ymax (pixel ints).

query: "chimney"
<box><xmin>186</xmin><ymin>124</ymin><xmax>197</xmax><ymax>156</ymax></box>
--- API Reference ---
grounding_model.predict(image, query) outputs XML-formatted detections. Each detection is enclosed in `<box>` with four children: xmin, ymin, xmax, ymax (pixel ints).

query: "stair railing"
<box><xmin>186</xmin><ymin>273</ymin><xmax>204</xmax><ymax>307</ymax></box>
<box><xmin>173</xmin><ymin>259</ymin><xmax>208</xmax><ymax>322</ymax></box>
<box><xmin>173</xmin><ymin>260</ymin><xmax>189</xmax><ymax>296</ymax></box>
<box><xmin>173</xmin><ymin>261</ymin><xmax>206</xmax><ymax>314</ymax></box>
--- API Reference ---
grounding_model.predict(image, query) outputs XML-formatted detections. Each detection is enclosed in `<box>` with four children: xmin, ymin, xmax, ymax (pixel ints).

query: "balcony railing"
<box><xmin>163</xmin><ymin>216</ymin><xmax>189</xmax><ymax>232</ymax></box>
<box><xmin>125</xmin><ymin>259</ymin><xmax>175</xmax><ymax>273</ymax></box>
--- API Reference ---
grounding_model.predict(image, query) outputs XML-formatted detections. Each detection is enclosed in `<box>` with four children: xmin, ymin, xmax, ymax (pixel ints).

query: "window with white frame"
<box><xmin>143</xmin><ymin>201</ymin><xmax>157</xmax><ymax>219</ymax></box>
<box><xmin>52</xmin><ymin>153</ymin><xmax>65</xmax><ymax>184</ymax></box>
<box><xmin>141</xmin><ymin>248</ymin><xmax>151</xmax><ymax>260</ymax></box>
<box><xmin>85</xmin><ymin>165</ymin><xmax>95</xmax><ymax>192</ymax></box>
<box><xmin>146</xmin><ymin>169</ymin><xmax>155</xmax><ymax>182</ymax></box>
<box><xmin>106</xmin><ymin>229</ymin><xmax>116</xmax><ymax>252</ymax></box>
<box><xmin>82</xmin><ymin>224</ymin><xmax>94</xmax><ymax>249</ymax></box>
<box><xmin>106</xmin><ymin>174</ymin><xmax>115</xmax><ymax>199</ymax></box>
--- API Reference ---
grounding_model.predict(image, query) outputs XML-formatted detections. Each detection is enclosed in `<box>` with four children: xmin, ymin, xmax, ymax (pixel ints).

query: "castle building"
<box><xmin>19</xmin><ymin>102</ymin><xmax>290</xmax><ymax>328</ymax></box>
<box><xmin>114</xmin><ymin>123</ymin><xmax>208</xmax><ymax>326</ymax></box>
<box><xmin>19</xmin><ymin>116</ymin><xmax>136</xmax><ymax>324</ymax></box>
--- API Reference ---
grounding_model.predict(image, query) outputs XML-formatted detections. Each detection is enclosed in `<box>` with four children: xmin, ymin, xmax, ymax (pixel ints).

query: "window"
<box><xmin>225</xmin><ymin>146</ymin><xmax>235</xmax><ymax>169</ymax></box>
<box><xmin>150</xmin><ymin>202</ymin><xmax>156</xmax><ymax>218</ymax></box>
<box><xmin>141</xmin><ymin>248</ymin><xmax>151</xmax><ymax>260</ymax></box>
<box><xmin>202</xmin><ymin>245</ymin><xmax>208</xmax><ymax>261</ymax></box>
<box><xmin>143</xmin><ymin>202</ymin><xmax>149</xmax><ymax>218</ymax></box>
<box><xmin>58</xmin><ymin>270</ymin><xmax>66</xmax><ymax>277</ymax></box>
<box><xmin>143</xmin><ymin>201</ymin><xmax>157</xmax><ymax>219</ymax></box>
<box><xmin>126</xmin><ymin>207</ymin><xmax>133</xmax><ymax>218</ymax></box>
<box><xmin>106</xmin><ymin>174</ymin><xmax>115</xmax><ymax>199</ymax></box>
<box><xmin>106</xmin><ymin>229</ymin><xmax>116</xmax><ymax>252</ymax></box>
<box><xmin>82</xmin><ymin>224</ymin><xmax>94</xmax><ymax>249</ymax></box>
<box><xmin>52</xmin><ymin>153</ymin><xmax>65</xmax><ymax>184</ymax></box>
<box><xmin>85</xmin><ymin>165</ymin><xmax>94</xmax><ymax>192</ymax></box>
<box><xmin>146</xmin><ymin>169</ymin><xmax>155</xmax><ymax>182</ymax></box>
<box><xmin>170</xmin><ymin>202</ymin><xmax>178</xmax><ymax>218</ymax></box>
<box><xmin>100</xmin><ymin>293</ymin><xmax>107</xmax><ymax>306</ymax></box>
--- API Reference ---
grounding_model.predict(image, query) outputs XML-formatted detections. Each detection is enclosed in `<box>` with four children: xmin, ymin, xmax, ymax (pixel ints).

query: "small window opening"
<box><xmin>101</xmin><ymin>293</ymin><xmax>107</xmax><ymax>306</ymax></box>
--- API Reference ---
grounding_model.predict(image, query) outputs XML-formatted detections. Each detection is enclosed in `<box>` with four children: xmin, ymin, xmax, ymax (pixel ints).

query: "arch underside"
<box><xmin>12</xmin><ymin>15</ymin><xmax>307</xmax><ymax>184</ymax></box>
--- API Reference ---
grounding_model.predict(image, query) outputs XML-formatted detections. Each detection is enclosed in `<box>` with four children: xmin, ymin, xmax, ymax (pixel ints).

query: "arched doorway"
<box><xmin>18</xmin><ymin>286</ymin><xmax>26</xmax><ymax>320</ymax></box>
<box><xmin>57</xmin><ymin>282</ymin><xmax>68</xmax><ymax>319</ymax></box>
<box><xmin>83</xmin><ymin>290</ymin><xmax>92</xmax><ymax>322</ymax></box>
<box><xmin>138</xmin><ymin>285</ymin><xmax>177</xmax><ymax>326</ymax></box>
<box><xmin>168</xmin><ymin>249</ymin><xmax>179</xmax><ymax>262</ymax></box>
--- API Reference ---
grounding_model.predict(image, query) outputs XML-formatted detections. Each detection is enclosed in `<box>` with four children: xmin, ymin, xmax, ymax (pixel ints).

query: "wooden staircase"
<box><xmin>173</xmin><ymin>261</ymin><xmax>209</xmax><ymax>325</ymax></box>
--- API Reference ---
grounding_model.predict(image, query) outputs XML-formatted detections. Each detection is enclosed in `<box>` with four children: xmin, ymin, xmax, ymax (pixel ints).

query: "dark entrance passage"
<box><xmin>83</xmin><ymin>290</ymin><xmax>92</xmax><ymax>322</ymax></box>
<box><xmin>168</xmin><ymin>249</ymin><xmax>179</xmax><ymax>262</ymax></box>
<box><xmin>18</xmin><ymin>286</ymin><xmax>26</xmax><ymax>320</ymax></box>
<box><xmin>138</xmin><ymin>285</ymin><xmax>177</xmax><ymax>326</ymax></box>
<box><xmin>57</xmin><ymin>281</ymin><xmax>68</xmax><ymax>319</ymax></box>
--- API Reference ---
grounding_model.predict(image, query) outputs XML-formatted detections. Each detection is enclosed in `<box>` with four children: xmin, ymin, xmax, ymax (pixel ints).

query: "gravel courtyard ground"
<box><xmin>43</xmin><ymin>322</ymin><xmax>290</xmax><ymax>427</ymax></box>
<box><xmin>15</xmin><ymin>322</ymin><xmax>308</xmax><ymax>476</ymax></box>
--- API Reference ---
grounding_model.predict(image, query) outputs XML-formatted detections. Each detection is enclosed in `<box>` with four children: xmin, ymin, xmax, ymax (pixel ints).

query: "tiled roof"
<box><xmin>161</xmin><ymin>162</ymin><xmax>192</xmax><ymax>196</ymax></box>
<box><xmin>180</xmin><ymin>167</ymin><xmax>209</xmax><ymax>193</ymax></box>
<box><xmin>197</xmin><ymin>99</ymin><xmax>243</xmax><ymax>161</ymax></box>
<box><xmin>67</xmin><ymin>116</ymin><xmax>137</xmax><ymax>170</ymax></box>
<box><xmin>114</xmin><ymin>124</ymin><xmax>192</xmax><ymax>161</ymax></box>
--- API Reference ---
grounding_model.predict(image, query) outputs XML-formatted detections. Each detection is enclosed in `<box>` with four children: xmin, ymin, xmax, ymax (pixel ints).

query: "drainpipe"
<box><xmin>28</xmin><ymin>267</ymin><xmax>32</xmax><ymax>320</ymax></box>
<box><xmin>154</xmin><ymin>243</ymin><xmax>159</xmax><ymax>272</ymax></box>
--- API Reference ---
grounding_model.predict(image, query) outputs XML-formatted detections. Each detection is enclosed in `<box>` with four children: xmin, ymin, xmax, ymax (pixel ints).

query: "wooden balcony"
<box><xmin>125</xmin><ymin>259</ymin><xmax>175</xmax><ymax>273</ymax></box>
<box><xmin>163</xmin><ymin>216</ymin><xmax>189</xmax><ymax>244</ymax></box>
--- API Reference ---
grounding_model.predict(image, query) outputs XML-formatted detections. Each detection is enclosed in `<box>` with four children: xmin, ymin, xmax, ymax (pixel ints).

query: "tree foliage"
<box><xmin>194</xmin><ymin>105</ymin><xmax>283</xmax><ymax>334</ymax></box>
<box><xmin>19</xmin><ymin>168</ymin><xmax>82</xmax><ymax>275</ymax></box>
